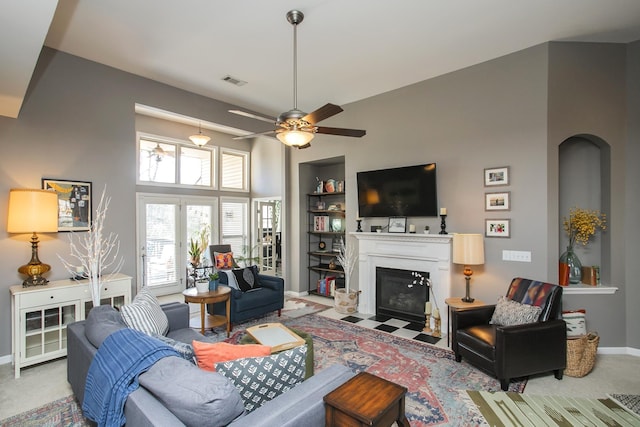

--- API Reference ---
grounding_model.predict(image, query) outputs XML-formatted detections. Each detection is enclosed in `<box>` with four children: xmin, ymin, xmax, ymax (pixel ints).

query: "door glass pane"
<box><xmin>146</xmin><ymin>203</ymin><xmax>178</xmax><ymax>287</ymax></box>
<box><xmin>186</xmin><ymin>205</ymin><xmax>213</xmax><ymax>265</ymax></box>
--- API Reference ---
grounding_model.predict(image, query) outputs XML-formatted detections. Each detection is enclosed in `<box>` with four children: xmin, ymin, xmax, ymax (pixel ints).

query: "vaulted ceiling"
<box><xmin>3</xmin><ymin>1</ymin><xmax>640</xmax><ymax>119</ymax></box>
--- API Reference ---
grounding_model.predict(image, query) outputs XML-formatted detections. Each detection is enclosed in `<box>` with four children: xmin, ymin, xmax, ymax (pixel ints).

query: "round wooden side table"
<box><xmin>445</xmin><ymin>297</ymin><xmax>486</xmax><ymax>347</ymax></box>
<box><xmin>182</xmin><ymin>286</ymin><xmax>231</xmax><ymax>337</ymax></box>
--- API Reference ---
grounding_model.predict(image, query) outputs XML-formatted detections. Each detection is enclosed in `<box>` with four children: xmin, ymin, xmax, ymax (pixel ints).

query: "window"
<box><xmin>221</xmin><ymin>149</ymin><xmax>249</xmax><ymax>191</ymax></box>
<box><xmin>221</xmin><ymin>198</ymin><xmax>249</xmax><ymax>258</ymax></box>
<box><xmin>138</xmin><ymin>133</ymin><xmax>215</xmax><ymax>188</ymax></box>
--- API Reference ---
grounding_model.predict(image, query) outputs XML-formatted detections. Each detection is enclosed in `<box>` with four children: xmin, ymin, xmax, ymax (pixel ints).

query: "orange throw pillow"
<box><xmin>215</xmin><ymin>252</ymin><xmax>235</xmax><ymax>270</ymax></box>
<box><xmin>192</xmin><ymin>341</ymin><xmax>271</xmax><ymax>372</ymax></box>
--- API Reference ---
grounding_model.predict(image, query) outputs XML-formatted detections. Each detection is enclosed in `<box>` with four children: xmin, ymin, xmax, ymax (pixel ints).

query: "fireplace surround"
<box><xmin>352</xmin><ymin>232</ymin><xmax>452</xmax><ymax>331</ymax></box>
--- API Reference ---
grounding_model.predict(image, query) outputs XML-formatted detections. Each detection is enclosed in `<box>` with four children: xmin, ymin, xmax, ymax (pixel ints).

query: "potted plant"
<box><xmin>188</xmin><ymin>226</ymin><xmax>210</xmax><ymax>267</ymax></box>
<box><xmin>423</xmin><ymin>225</ymin><xmax>430</xmax><ymax>234</ymax></box>
<box><xmin>334</xmin><ymin>237</ymin><xmax>358</xmax><ymax>314</ymax></box>
<box><xmin>195</xmin><ymin>278</ymin><xmax>209</xmax><ymax>293</ymax></box>
<box><xmin>209</xmin><ymin>271</ymin><xmax>220</xmax><ymax>291</ymax></box>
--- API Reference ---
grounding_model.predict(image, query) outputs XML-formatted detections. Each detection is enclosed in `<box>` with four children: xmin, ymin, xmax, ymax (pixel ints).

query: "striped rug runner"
<box><xmin>467</xmin><ymin>390</ymin><xmax>640</xmax><ymax>426</ymax></box>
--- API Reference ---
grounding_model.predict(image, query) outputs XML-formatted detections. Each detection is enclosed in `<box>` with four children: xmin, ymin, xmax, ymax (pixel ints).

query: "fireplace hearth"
<box><xmin>376</xmin><ymin>267</ymin><xmax>428</xmax><ymax>323</ymax></box>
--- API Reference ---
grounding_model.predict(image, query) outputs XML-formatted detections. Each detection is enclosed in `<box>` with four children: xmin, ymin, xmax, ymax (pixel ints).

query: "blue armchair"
<box><xmin>207</xmin><ymin>245</ymin><xmax>284</xmax><ymax>329</ymax></box>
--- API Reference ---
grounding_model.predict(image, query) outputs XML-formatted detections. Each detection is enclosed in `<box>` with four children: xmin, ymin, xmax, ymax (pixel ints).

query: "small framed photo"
<box><xmin>485</xmin><ymin>191</ymin><xmax>510</xmax><ymax>211</ymax></box>
<box><xmin>484</xmin><ymin>166</ymin><xmax>510</xmax><ymax>187</ymax></box>
<box><xmin>331</xmin><ymin>218</ymin><xmax>343</xmax><ymax>232</ymax></box>
<box><xmin>388</xmin><ymin>217</ymin><xmax>407</xmax><ymax>233</ymax></box>
<box><xmin>485</xmin><ymin>219</ymin><xmax>510</xmax><ymax>238</ymax></box>
<box><xmin>42</xmin><ymin>179</ymin><xmax>92</xmax><ymax>231</ymax></box>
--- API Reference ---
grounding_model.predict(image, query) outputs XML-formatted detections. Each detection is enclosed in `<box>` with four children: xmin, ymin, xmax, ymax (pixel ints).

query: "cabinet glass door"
<box><xmin>22</xmin><ymin>302</ymin><xmax>78</xmax><ymax>360</ymax></box>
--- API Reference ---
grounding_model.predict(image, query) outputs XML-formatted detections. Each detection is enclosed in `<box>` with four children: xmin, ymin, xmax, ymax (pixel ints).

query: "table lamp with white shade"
<box><xmin>452</xmin><ymin>233</ymin><xmax>485</xmax><ymax>303</ymax></box>
<box><xmin>7</xmin><ymin>189</ymin><xmax>59</xmax><ymax>286</ymax></box>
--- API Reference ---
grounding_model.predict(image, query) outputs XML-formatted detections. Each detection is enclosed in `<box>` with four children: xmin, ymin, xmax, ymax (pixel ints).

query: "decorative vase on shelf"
<box><xmin>559</xmin><ymin>246</ymin><xmax>582</xmax><ymax>285</ymax></box>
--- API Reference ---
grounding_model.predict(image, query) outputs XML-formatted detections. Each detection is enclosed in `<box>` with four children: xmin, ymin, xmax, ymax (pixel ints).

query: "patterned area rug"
<box><xmin>468</xmin><ymin>390</ymin><xmax>640</xmax><ymax>426</ymax></box>
<box><xmin>0</xmin><ymin>395</ymin><xmax>90</xmax><ymax>427</ymax></box>
<box><xmin>227</xmin><ymin>313</ymin><xmax>525</xmax><ymax>426</ymax></box>
<box><xmin>609</xmin><ymin>394</ymin><xmax>640</xmax><ymax>417</ymax></box>
<box><xmin>281</xmin><ymin>296</ymin><xmax>331</xmax><ymax>318</ymax></box>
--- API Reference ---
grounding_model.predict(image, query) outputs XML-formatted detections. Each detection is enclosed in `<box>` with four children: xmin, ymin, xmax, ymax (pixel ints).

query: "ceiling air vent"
<box><xmin>222</xmin><ymin>75</ymin><xmax>247</xmax><ymax>86</ymax></box>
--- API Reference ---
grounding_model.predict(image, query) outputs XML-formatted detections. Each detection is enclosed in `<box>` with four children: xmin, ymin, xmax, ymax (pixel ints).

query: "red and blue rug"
<box><xmin>228</xmin><ymin>312</ymin><xmax>525</xmax><ymax>426</ymax></box>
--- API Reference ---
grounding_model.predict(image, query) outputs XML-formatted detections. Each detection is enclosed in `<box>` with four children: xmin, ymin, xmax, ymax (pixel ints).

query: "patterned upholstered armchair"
<box><xmin>451</xmin><ymin>277</ymin><xmax>566</xmax><ymax>391</ymax></box>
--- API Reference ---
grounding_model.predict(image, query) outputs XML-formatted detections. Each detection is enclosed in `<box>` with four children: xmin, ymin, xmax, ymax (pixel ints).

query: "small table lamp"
<box><xmin>7</xmin><ymin>189</ymin><xmax>59</xmax><ymax>287</ymax></box>
<box><xmin>452</xmin><ymin>233</ymin><xmax>485</xmax><ymax>303</ymax></box>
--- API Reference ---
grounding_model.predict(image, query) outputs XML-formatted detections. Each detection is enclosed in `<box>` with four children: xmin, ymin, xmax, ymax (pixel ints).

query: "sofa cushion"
<box><xmin>139</xmin><ymin>356</ymin><xmax>244</xmax><ymax>427</ymax></box>
<box><xmin>85</xmin><ymin>305</ymin><xmax>127</xmax><ymax>348</ymax></box>
<box><xmin>490</xmin><ymin>296</ymin><xmax>542</xmax><ymax>326</ymax></box>
<box><xmin>192</xmin><ymin>341</ymin><xmax>271</xmax><ymax>372</ymax></box>
<box><xmin>232</xmin><ymin>266</ymin><xmax>262</xmax><ymax>292</ymax></box>
<box><xmin>215</xmin><ymin>344</ymin><xmax>307</xmax><ymax>413</ymax></box>
<box><xmin>151</xmin><ymin>333</ymin><xmax>196</xmax><ymax>364</ymax></box>
<box><xmin>120</xmin><ymin>287</ymin><xmax>170</xmax><ymax>336</ymax></box>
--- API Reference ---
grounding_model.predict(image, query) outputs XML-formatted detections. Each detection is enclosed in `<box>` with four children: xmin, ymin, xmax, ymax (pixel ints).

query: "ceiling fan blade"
<box><xmin>229</xmin><ymin>109</ymin><xmax>275</xmax><ymax>124</ymax></box>
<box><xmin>316</xmin><ymin>126</ymin><xmax>366</xmax><ymax>138</ymax></box>
<box><xmin>302</xmin><ymin>103</ymin><xmax>343</xmax><ymax>124</ymax></box>
<box><xmin>233</xmin><ymin>130</ymin><xmax>276</xmax><ymax>140</ymax></box>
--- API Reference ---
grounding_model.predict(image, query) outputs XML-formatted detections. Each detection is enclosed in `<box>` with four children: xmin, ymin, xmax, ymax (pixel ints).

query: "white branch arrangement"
<box><xmin>58</xmin><ymin>186</ymin><xmax>124</xmax><ymax>306</ymax></box>
<box><xmin>336</xmin><ymin>237</ymin><xmax>357</xmax><ymax>293</ymax></box>
<box><xmin>410</xmin><ymin>271</ymin><xmax>438</xmax><ymax>311</ymax></box>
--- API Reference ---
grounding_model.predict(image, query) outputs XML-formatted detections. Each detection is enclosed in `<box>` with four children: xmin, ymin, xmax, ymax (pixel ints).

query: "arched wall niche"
<box><xmin>558</xmin><ymin>134</ymin><xmax>611</xmax><ymax>283</ymax></box>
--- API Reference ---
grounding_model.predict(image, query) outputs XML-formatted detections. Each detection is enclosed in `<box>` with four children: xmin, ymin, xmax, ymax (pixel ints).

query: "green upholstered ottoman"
<box><xmin>240</xmin><ymin>327</ymin><xmax>314</xmax><ymax>379</ymax></box>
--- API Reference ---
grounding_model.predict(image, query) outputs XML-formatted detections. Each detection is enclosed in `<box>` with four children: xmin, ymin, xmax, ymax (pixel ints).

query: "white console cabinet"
<box><xmin>10</xmin><ymin>273</ymin><xmax>131</xmax><ymax>378</ymax></box>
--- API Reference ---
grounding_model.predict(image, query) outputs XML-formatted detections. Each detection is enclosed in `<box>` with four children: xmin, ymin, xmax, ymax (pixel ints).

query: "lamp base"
<box><xmin>23</xmin><ymin>275</ymin><xmax>49</xmax><ymax>287</ymax></box>
<box><xmin>461</xmin><ymin>296</ymin><xmax>475</xmax><ymax>303</ymax></box>
<box><xmin>462</xmin><ymin>273</ymin><xmax>474</xmax><ymax>303</ymax></box>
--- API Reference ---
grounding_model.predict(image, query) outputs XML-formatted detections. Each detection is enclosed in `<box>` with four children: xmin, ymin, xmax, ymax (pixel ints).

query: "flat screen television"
<box><xmin>357</xmin><ymin>163</ymin><xmax>437</xmax><ymax>217</ymax></box>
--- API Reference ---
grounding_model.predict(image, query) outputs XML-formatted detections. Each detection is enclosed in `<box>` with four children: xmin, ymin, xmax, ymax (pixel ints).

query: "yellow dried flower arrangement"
<box><xmin>563</xmin><ymin>207</ymin><xmax>606</xmax><ymax>247</ymax></box>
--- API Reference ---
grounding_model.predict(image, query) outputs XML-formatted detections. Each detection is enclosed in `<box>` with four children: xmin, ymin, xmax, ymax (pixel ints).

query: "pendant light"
<box><xmin>189</xmin><ymin>122</ymin><xmax>211</xmax><ymax>147</ymax></box>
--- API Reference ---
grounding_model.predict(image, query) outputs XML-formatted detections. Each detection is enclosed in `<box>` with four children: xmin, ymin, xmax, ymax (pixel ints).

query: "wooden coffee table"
<box><xmin>324</xmin><ymin>371</ymin><xmax>410</xmax><ymax>427</ymax></box>
<box><xmin>182</xmin><ymin>286</ymin><xmax>231</xmax><ymax>337</ymax></box>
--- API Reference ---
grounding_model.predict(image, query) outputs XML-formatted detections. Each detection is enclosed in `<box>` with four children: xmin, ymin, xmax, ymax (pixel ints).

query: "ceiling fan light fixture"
<box><xmin>277</xmin><ymin>129</ymin><xmax>314</xmax><ymax>147</ymax></box>
<box><xmin>189</xmin><ymin>122</ymin><xmax>211</xmax><ymax>147</ymax></box>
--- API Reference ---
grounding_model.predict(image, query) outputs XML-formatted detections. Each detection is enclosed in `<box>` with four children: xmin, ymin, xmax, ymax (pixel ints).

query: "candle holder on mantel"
<box><xmin>439</xmin><ymin>215</ymin><xmax>448</xmax><ymax>235</ymax></box>
<box><xmin>356</xmin><ymin>219</ymin><xmax>363</xmax><ymax>232</ymax></box>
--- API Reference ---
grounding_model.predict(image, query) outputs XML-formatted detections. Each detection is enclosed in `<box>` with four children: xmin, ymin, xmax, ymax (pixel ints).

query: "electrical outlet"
<box><xmin>502</xmin><ymin>250</ymin><xmax>532</xmax><ymax>262</ymax></box>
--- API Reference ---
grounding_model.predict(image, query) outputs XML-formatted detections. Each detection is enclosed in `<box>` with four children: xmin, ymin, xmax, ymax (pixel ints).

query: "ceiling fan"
<box><xmin>230</xmin><ymin>10</ymin><xmax>366</xmax><ymax>149</ymax></box>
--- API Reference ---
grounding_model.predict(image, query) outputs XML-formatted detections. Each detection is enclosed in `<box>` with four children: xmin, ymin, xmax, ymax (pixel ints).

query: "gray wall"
<box><xmin>288</xmin><ymin>41</ymin><xmax>638</xmax><ymax>348</ymax></box>
<box><xmin>0</xmin><ymin>48</ymin><xmax>278</xmax><ymax>359</ymax></box>
<box><xmin>626</xmin><ymin>40</ymin><xmax>640</xmax><ymax>350</ymax></box>
<box><xmin>547</xmin><ymin>42</ymin><xmax>628</xmax><ymax>346</ymax></box>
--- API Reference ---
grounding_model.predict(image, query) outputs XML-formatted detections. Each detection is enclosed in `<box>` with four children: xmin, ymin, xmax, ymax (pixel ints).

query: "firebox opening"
<box><xmin>376</xmin><ymin>267</ymin><xmax>429</xmax><ymax>323</ymax></box>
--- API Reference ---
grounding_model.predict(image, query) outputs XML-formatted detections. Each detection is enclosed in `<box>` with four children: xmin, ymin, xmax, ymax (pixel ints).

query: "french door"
<box><xmin>137</xmin><ymin>194</ymin><xmax>217</xmax><ymax>296</ymax></box>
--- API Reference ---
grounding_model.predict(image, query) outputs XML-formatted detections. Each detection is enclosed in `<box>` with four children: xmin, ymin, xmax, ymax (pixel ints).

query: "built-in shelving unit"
<box><xmin>307</xmin><ymin>191</ymin><xmax>345</xmax><ymax>297</ymax></box>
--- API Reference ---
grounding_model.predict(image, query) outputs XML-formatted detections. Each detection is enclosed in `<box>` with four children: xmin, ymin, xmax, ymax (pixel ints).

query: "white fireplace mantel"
<box><xmin>351</xmin><ymin>232</ymin><xmax>453</xmax><ymax>331</ymax></box>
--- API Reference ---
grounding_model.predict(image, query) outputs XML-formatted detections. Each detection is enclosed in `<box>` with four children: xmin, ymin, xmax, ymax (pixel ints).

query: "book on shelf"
<box><xmin>313</xmin><ymin>215</ymin><xmax>330</xmax><ymax>232</ymax></box>
<box><xmin>326</xmin><ymin>276</ymin><xmax>336</xmax><ymax>296</ymax></box>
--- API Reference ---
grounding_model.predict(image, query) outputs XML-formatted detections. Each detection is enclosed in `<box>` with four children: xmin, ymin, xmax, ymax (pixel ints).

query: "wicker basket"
<box><xmin>566</xmin><ymin>332</ymin><xmax>599</xmax><ymax>377</ymax></box>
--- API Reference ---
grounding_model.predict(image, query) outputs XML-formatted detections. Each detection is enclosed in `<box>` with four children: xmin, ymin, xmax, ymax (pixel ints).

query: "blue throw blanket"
<box><xmin>82</xmin><ymin>328</ymin><xmax>179</xmax><ymax>427</ymax></box>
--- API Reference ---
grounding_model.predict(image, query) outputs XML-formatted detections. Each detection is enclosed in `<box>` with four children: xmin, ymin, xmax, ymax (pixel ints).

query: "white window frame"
<box><xmin>137</xmin><ymin>132</ymin><xmax>218</xmax><ymax>190</ymax></box>
<box><xmin>220</xmin><ymin>147</ymin><xmax>249</xmax><ymax>192</ymax></box>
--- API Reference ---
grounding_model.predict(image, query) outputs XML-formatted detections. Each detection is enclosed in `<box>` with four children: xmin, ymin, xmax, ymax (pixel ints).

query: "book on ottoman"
<box><xmin>245</xmin><ymin>323</ymin><xmax>305</xmax><ymax>352</ymax></box>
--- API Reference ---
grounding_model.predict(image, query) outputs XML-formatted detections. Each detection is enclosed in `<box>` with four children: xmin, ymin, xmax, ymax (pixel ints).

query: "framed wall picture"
<box><xmin>484</xmin><ymin>166</ymin><xmax>510</xmax><ymax>187</ymax></box>
<box><xmin>388</xmin><ymin>217</ymin><xmax>407</xmax><ymax>233</ymax></box>
<box><xmin>42</xmin><ymin>179</ymin><xmax>92</xmax><ymax>231</ymax></box>
<box><xmin>485</xmin><ymin>219</ymin><xmax>510</xmax><ymax>238</ymax></box>
<box><xmin>485</xmin><ymin>191</ymin><xmax>511</xmax><ymax>211</ymax></box>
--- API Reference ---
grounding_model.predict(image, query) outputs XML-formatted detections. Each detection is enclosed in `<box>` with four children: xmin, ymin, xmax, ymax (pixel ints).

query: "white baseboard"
<box><xmin>0</xmin><ymin>354</ymin><xmax>13</xmax><ymax>365</ymax></box>
<box><xmin>598</xmin><ymin>347</ymin><xmax>640</xmax><ymax>356</ymax></box>
<box><xmin>285</xmin><ymin>290</ymin><xmax>308</xmax><ymax>297</ymax></box>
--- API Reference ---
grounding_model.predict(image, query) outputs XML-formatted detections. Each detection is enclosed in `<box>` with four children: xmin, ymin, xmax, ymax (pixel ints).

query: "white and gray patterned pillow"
<box><xmin>490</xmin><ymin>296</ymin><xmax>542</xmax><ymax>326</ymax></box>
<box><xmin>215</xmin><ymin>344</ymin><xmax>307</xmax><ymax>413</ymax></box>
<box><xmin>120</xmin><ymin>287</ymin><xmax>170</xmax><ymax>336</ymax></box>
<box><xmin>151</xmin><ymin>333</ymin><xmax>196</xmax><ymax>364</ymax></box>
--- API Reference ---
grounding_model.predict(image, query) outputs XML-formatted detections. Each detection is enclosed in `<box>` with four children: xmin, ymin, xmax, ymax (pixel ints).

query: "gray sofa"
<box><xmin>67</xmin><ymin>302</ymin><xmax>355</xmax><ymax>426</ymax></box>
